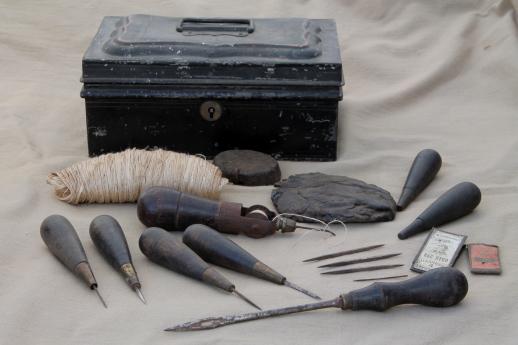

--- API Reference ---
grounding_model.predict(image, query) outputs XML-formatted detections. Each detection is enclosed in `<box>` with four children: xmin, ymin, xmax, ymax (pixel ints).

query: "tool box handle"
<box><xmin>177</xmin><ymin>18</ymin><xmax>255</xmax><ymax>36</ymax></box>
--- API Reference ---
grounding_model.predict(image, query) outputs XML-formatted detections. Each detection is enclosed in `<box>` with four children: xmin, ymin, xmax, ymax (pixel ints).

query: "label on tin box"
<box><xmin>411</xmin><ymin>229</ymin><xmax>467</xmax><ymax>273</ymax></box>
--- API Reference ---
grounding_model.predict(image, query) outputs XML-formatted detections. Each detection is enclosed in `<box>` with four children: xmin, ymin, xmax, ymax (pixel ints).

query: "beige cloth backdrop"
<box><xmin>1</xmin><ymin>1</ymin><xmax>518</xmax><ymax>344</ymax></box>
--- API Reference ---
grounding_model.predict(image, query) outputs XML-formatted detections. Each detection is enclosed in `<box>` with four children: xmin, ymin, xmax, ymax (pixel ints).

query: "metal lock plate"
<box><xmin>200</xmin><ymin>101</ymin><xmax>222</xmax><ymax>121</ymax></box>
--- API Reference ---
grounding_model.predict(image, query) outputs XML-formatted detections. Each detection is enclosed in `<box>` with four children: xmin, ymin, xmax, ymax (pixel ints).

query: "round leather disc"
<box><xmin>213</xmin><ymin>150</ymin><xmax>281</xmax><ymax>186</ymax></box>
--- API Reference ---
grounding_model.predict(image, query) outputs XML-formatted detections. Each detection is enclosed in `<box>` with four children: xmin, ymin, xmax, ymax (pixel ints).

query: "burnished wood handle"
<box><xmin>342</xmin><ymin>267</ymin><xmax>468</xmax><ymax>311</ymax></box>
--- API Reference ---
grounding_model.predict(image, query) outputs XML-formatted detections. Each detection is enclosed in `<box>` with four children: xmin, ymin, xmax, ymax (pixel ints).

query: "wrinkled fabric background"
<box><xmin>1</xmin><ymin>1</ymin><xmax>517</xmax><ymax>344</ymax></box>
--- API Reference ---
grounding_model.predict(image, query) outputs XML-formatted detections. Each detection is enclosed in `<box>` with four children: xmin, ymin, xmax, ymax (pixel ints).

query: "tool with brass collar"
<box><xmin>89</xmin><ymin>215</ymin><xmax>146</xmax><ymax>304</ymax></box>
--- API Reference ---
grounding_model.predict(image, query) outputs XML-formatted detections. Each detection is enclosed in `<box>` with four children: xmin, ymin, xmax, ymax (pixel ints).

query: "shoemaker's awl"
<box><xmin>139</xmin><ymin>227</ymin><xmax>261</xmax><ymax>310</ymax></box>
<box><xmin>183</xmin><ymin>224</ymin><xmax>321</xmax><ymax>300</ymax></box>
<box><xmin>90</xmin><ymin>215</ymin><xmax>146</xmax><ymax>304</ymax></box>
<box><xmin>40</xmin><ymin>215</ymin><xmax>107</xmax><ymax>308</ymax></box>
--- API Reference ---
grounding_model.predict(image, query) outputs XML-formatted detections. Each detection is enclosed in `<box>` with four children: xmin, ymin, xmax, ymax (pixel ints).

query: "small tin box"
<box><xmin>81</xmin><ymin>15</ymin><xmax>344</xmax><ymax>160</ymax></box>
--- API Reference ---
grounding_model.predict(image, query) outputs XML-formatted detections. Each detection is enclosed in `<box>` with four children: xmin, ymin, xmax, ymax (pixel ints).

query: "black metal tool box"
<box><xmin>81</xmin><ymin>15</ymin><xmax>344</xmax><ymax>161</ymax></box>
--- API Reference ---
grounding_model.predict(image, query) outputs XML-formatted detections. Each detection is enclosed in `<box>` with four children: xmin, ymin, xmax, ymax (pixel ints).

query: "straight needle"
<box><xmin>303</xmin><ymin>244</ymin><xmax>385</xmax><ymax>262</ymax></box>
<box><xmin>321</xmin><ymin>264</ymin><xmax>404</xmax><ymax>275</ymax></box>
<box><xmin>318</xmin><ymin>253</ymin><xmax>402</xmax><ymax>268</ymax></box>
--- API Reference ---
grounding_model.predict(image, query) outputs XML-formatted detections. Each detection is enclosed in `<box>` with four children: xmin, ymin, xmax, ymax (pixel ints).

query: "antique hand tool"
<box><xmin>398</xmin><ymin>182</ymin><xmax>481</xmax><ymax>239</ymax></box>
<box><xmin>138</xmin><ymin>186</ymin><xmax>334</xmax><ymax>239</ymax></box>
<box><xmin>321</xmin><ymin>264</ymin><xmax>404</xmax><ymax>275</ymax></box>
<box><xmin>183</xmin><ymin>224</ymin><xmax>321</xmax><ymax>300</ymax></box>
<box><xmin>166</xmin><ymin>267</ymin><xmax>468</xmax><ymax>331</ymax></box>
<box><xmin>318</xmin><ymin>253</ymin><xmax>401</xmax><ymax>268</ymax></box>
<box><xmin>139</xmin><ymin>227</ymin><xmax>260</xmax><ymax>310</ymax></box>
<box><xmin>89</xmin><ymin>215</ymin><xmax>146</xmax><ymax>304</ymax></box>
<box><xmin>303</xmin><ymin>244</ymin><xmax>384</xmax><ymax>262</ymax></box>
<box><xmin>397</xmin><ymin>149</ymin><xmax>442</xmax><ymax>211</ymax></box>
<box><xmin>40</xmin><ymin>214</ymin><xmax>107</xmax><ymax>308</ymax></box>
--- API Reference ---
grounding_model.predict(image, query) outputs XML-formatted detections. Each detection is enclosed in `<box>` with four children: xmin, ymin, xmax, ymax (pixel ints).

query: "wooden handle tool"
<box><xmin>183</xmin><ymin>224</ymin><xmax>321</xmax><ymax>300</ymax></box>
<box><xmin>40</xmin><ymin>214</ymin><xmax>107</xmax><ymax>308</ymax></box>
<box><xmin>89</xmin><ymin>215</ymin><xmax>146</xmax><ymax>304</ymax></box>
<box><xmin>166</xmin><ymin>267</ymin><xmax>468</xmax><ymax>332</ymax></box>
<box><xmin>139</xmin><ymin>227</ymin><xmax>261</xmax><ymax>310</ymax></box>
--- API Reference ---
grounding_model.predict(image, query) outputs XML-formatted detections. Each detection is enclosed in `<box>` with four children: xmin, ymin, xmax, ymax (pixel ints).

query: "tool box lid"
<box><xmin>82</xmin><ymin>15</ymin><xmax>344</xmax><ymax>87</ymax></box>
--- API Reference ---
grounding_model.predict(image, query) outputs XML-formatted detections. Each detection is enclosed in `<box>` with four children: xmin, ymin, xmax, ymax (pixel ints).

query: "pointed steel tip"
<box><xmin>94</xmin><ymin>287</ymin><xmax>108</xmax><ymax>308</ymax></box>
<box><xmin>234</xmin><ymin>290</ymin><xmax>262</xmax><ymax>311</ymax></box>
<box><xmin>135</xmin><ymin>287</ymin><xmax>147</xmax><ymax>305</ymax></box>
<box><xmin>284</xmin><ymin>280</ymin><xmax>321</xmax><ymax>300</ymax></box>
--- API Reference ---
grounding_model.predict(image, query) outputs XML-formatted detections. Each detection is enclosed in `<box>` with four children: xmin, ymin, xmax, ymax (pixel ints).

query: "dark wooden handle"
<box><xmin>40</xmin><ymin>215</ymin><xmax>88</xmax><ymax>271</ymax></box>
<box><xmin>41</xmin><ymin>214</ymin><xmax>98</xmax><ymax>288</ymax></box>
<box><xmin>343</xmin><ymin>267</ymin><xmax>468</xmax><ymax>311</ymax></box>
<box><xmin>89</xmin><ymin>215</ymin><xmax>132</xmax><ymax>269</ymax></box>
<box><xmin>139</xmin><ymin>227</ymin><xmax>234</xmax><ymax>292</ymax></box>
<box><xmin>183</xmin><ymin>224</ymin><xmax>285</xmax><ymax>284</ymax></box>
<box><xmin>399</xmin><ymin>182</ymin><xmax>481</xmax><ymax>239</ymax></box>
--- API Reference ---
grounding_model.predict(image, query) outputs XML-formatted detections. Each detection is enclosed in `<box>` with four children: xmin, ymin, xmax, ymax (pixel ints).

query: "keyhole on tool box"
<box><xmin>200</xmin><ymin>101</ymin><xmax>222</xmax><ymax>122</ymax></box>
<box><xmin>208</xmin><ymin>107</ymin><xmax>215</xmax><ymax>119</ymax></box>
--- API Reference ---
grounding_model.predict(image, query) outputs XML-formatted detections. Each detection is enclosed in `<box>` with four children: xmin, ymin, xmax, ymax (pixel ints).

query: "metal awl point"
<box><xmin>284</xmin><ymin>280</ymin><xmax>321</xmax><ymax>300</ymax></box>
<box><xmin>94</xmin><ymin>287</ymin><xmax>108</xmax><ymax>308</ymax></box>
<box><xmin>233</xmin><ymin>290</ymin><xmax>262</xmax><ymax>310</ymax></box>
<box><xmin>135</xmin><ymin>287</ymin><xmax>147</xmax><ymax>304</ymax></box>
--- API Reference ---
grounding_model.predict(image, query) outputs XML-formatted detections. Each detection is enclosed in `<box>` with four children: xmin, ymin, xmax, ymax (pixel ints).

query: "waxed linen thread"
<box><xmin>47</xmin><ymin>149</ymin><xmax>228</xmax><ymax>204</ymax></box>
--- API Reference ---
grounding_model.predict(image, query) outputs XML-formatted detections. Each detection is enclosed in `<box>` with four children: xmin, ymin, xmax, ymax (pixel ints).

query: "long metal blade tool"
<box><xmin>165</xmin><ymin>268</ymin><xmax>468</xmax><ymax>332</ymax></box>
<box><xmin>302</xmin><ymin>244</ymin><xmax>385</xmax><ymax>262</ymax></box>
<box><xmin>318</xmin><ymin>253</ymin><xmax>402</xmax><ymax>268</ymax></box>
<box><xmin>183</xmin><ymin>224</ymin><xmax>321</xmax><ymax>300</ymax></box>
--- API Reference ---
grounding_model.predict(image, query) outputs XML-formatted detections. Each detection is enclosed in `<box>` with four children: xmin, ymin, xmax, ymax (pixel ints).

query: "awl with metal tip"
<box><xmin>183</xmin><ymin>224</ymin><xmax>321</xmax><ymax>300</ymax></box>
<box><xmin>89</xmin><ymin>215</ymin><xmax>146</xmax><ymax>304</ymax></box>
<box><xmin>303</xmin><ymin>244</ymin><xmax>384</xmax><ymax>262</ymax></box>
<box><xmin>397</xmin><ymin>149</ymin><xmax>442</xmax><ymax>211</ymax></box>
<box><xmin>139</xmin><ymin>227</ymin><xmax>260</xmax><ymax>310</ymax></box>
<box><xmin>40</xmin><ymin>214</ymin><xmax>107</xmax><ymax>308</ymax></box>
<box><xmin>318</xmin><ymin>253</ymin><xmax>402</xmax><ymax>268</ymax></box>
<box><xmin>398</xmin><ymin>182</ymin><xmax>482</xmax><ymax>240</ymax></box>
<box><xmin>165</xmin><ymin>267</ymin><xmax>468</xmax><ymax>332</ymax></box>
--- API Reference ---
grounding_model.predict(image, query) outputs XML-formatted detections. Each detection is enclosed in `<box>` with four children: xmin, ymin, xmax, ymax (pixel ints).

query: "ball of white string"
<box><xmin>47</xmin><ymin>149</ymin><xmax>228</xmax><ymax>204</ymax></box>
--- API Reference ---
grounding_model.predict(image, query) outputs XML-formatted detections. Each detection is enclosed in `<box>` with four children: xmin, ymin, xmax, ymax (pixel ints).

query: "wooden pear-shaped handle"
<box><xmin>342</xmin><ymin>267</ymin><xmax>468</xmax><ymax>311</ymax></box>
